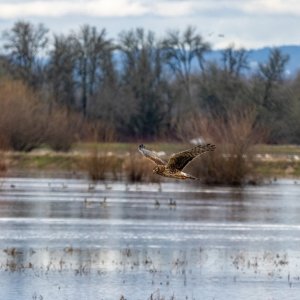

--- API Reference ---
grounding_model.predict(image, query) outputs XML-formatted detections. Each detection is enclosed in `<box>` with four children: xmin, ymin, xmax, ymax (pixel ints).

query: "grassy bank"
<box><xmin>2</xmin><ymin>143</ymin><xmax>300</xmax><ymax>181</ymax></box>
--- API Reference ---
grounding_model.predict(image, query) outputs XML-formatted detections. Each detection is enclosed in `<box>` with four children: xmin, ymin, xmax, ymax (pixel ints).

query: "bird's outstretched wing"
<box><xmin>166</xmin><ymin>144</ymin><xmax>216</xmax><ymax>171</ymax></box>
<box><xmin>138</xmin><ymin>144</ymin><xmax>166</xmax><ymax>165</ymax></box>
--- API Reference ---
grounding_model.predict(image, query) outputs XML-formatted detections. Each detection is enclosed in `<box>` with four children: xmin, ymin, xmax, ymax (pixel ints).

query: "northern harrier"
<box><xmin>138</xmin><ymin>144</ymin><xmax>216</xmax><ymax>180</ymax></box>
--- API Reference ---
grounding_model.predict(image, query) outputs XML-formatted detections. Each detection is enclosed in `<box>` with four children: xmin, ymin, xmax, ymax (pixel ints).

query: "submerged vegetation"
<box><xmin>0</xmin><ymin>245</ymin><xmax>298</xmax><ymax>299</ymax></box>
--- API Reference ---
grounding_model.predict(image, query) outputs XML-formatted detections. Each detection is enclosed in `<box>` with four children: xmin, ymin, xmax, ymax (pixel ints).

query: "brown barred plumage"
<box><xmin>138</xmin><ymin>143</ymin><xmax>216</xmax><ymax>180</ymax></box>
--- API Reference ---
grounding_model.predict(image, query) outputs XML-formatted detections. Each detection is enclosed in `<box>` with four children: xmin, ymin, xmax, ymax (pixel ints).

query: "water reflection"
<box><xmin>0</xmin><ymin>177</ymin><xmax>300</xmax><ymax>299</ymax></box>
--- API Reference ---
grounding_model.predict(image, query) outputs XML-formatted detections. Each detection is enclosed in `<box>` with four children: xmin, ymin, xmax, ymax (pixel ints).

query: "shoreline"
<box><xmin>1</xmin><ymin>143</ymin><xmax>300</xmax><ymax>181</ymax></box>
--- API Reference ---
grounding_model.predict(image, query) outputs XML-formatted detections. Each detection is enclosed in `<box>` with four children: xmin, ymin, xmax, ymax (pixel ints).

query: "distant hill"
<box><xmin>205</xmin><ymin>45</ymin><xmax>300</xmax><ymax>77</ymax></box>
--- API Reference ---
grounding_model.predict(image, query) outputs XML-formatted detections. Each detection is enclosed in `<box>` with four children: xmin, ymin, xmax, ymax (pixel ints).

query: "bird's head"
<box><xmin>153</xmin><ymin>165</ymin><xmax>164</xmax><ymax>175</ymax></box>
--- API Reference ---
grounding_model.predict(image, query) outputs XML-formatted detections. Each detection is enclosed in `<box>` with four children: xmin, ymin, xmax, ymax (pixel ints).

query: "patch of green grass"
<box><xmin>11</xmin><ymin>153</ymin><xmax>75</xmax><ymax>170</ymax></box>
<box><xmin>254</xmin><ymin>144</ymin><xmax>300</xmax><ymax>155</ymax></box>
<box><xmin>75</xmin><ymin>142</ymin><xmax>300</xmax><ymax>157</ymax></box>
<box><xmin>74</xmin><ymin>142</ymin><xmax>133</xmax><ymax>154</ymax></box>
<box><xmin>254</xmin><ymin>161</ymin><xmax>300</xmax><ymax>177</ymax></box>
<box><xmin>74</xmin><ymin>142</ymin><xmax>190</xmax><ymax>156</ymax></box>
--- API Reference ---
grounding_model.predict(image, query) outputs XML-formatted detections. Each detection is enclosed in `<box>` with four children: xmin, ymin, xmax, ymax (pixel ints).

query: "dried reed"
<box><xmin>123</xmin><ymin>153</ymin><xmax>161</xmax><ymax>183</ymax></box>
<box><xmin>84</xmin><ymin>123</ymin><xmax>120</xmax><ymax>181</ymax></box>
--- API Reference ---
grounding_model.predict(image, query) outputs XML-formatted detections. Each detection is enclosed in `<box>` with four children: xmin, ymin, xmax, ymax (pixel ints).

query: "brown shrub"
<box><xmin>46</xmin><ymin>107</ymin><xmax>83</xmax><ymax>151</ymax></box>
<box><xmin>0</xmin><ymin>79</ymin><xmax>46</xmax><ymax>151</ymax></box>
<box><xmin>0</xmin><ymin>79</ymin><xmax>100</xmax><ymax>152</ymax></box>
<box><xmin>178</xmin><ymin>109</ymin><xmax>266</xmax><ymax>185</ymax></box>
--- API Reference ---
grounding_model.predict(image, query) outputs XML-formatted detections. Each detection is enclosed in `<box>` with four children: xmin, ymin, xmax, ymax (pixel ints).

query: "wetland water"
<box><xmin>0</xmin><ymin>177</ymin><xmax>300</xmax><ymax>300</ymax></box>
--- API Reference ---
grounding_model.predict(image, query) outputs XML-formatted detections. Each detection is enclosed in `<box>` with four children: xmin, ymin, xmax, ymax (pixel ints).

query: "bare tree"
<box><xmin>196</xmin><ymin>60</ymin><xmax>252</xmax><ymax>120</ymax></box>
<box><xmin>118</xmin><ymin>28</ymin><xmax>172</xmax><ymax>138</ymax></box>
<box><xmin>2</xmin><ymin>21</ymin><xmax>49</xmax><ymax>88</ymax></box>
<box><xmin>250</xmin><ymin>48</ymin><xmax>291</xmax><ymax>142</ymax></box>
<box><xmin>259</xmin><ymin>48</ymin><xmax>289</xmax><ymax>110</ymax></box>
<box><xmin>221</xmin><ymin>45</ymin><xmax>249</xmax><ymax>77</ymax></box>
<box><xmin>161</xmin><ymin>26</ymin><xmax>210</xmax><ymax>100</ymax></box>
<box><xmin>73</xmin><ymin>25</ymin><xmax>114</xmax><ymax>116</ymax></box>
<box><xmin>48</xmin><ymin>34</ymin><xmax>77</xmax><ymax>109</ymax></box>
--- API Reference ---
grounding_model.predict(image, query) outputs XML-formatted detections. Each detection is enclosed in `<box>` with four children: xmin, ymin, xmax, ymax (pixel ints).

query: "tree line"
<box><xmin>0</xmin><ymin>20</ymin><xmax>300</xmax><ymax>145</ymax></box>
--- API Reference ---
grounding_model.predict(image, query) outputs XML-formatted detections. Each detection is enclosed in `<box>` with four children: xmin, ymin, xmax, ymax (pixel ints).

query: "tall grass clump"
<box><xmin>0</xmin><ymin>132</ymin><xmax>8</xmax><ymax>174</ymax></box>
<box><xmin>0</xmin><ymin>153</ymin><xmax>7</xmax><ymax>174</ymax></box>
<box><xmin>177</xmin><ymin>109</ymin><xmax>266</xmax><ymax>185</ymax></box>
<box><xmin>123</xmin><ymin>152</ymin><xmax>161</xmax><ymax>183</ymax></box>
<box><xmin>83</xmin><ymin>123</ymin><xmax>121</xmax><ymax>181</ymax></box>
<box><xmin>84</xmin><ymin>147</ymin><xmax>121</xmax><ymax>181</ymax></box>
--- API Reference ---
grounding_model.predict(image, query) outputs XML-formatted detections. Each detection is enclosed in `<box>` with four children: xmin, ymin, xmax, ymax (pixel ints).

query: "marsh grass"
<box><xmin>122</xmin><ymin>144</ymin><xmax>167</xmax><ymax>183</ymax></box>
<box><xmin>123</xmin><ymin>153</ymin><xmax>161</xmax><ymax>183</ymax></box>
<box><xmin>84</xmin><ymin>149</ymin><xmax>122</xmax><ymax>181</ymax></box>
<box><xmin>0</xmin><ymin>156</ymin><xmax>7</xmax><ymax>174</ymax></box>
<box><xmin>84</xmin><ymin>126</ymin><xmax>162</xmax><ymax>182</ymax></box>
<box><xmin>82</xmin><ymin>123</ymin><xmax>122</xmax><ymax>181</ymax></box>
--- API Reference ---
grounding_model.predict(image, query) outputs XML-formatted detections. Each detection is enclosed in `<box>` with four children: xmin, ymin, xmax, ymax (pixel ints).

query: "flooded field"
<box><xmin>0</xmin><ymin>177</ymin><xmax>300</xmax><ymax>300</ymax></box>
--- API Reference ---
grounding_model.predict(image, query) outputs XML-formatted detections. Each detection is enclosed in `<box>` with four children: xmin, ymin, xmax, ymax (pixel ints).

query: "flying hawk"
<box><xmin>138</xmin><ymin>144</ymin><xmax>216</xmax><ymax>180</ymax></box>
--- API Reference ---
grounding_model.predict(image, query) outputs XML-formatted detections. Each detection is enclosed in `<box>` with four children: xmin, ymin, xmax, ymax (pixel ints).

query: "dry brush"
<box><xmin>178</xmin><ymin>109</ymin><xmax>266</xmax><ymax>185</ymax></box>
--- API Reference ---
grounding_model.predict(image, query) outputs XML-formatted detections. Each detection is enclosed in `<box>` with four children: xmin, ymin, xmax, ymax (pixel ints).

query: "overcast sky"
<box><xmin>0</xmin><ymin>0</ymin><xmax>299</xmax><ymax>49</ymax></box>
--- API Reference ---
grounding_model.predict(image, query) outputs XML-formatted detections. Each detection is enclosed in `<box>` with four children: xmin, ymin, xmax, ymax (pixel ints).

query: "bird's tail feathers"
<box><xmin>184</xmin><ymin>172</ymin><xmax>199</xmax><ymax>180</ymax></box>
